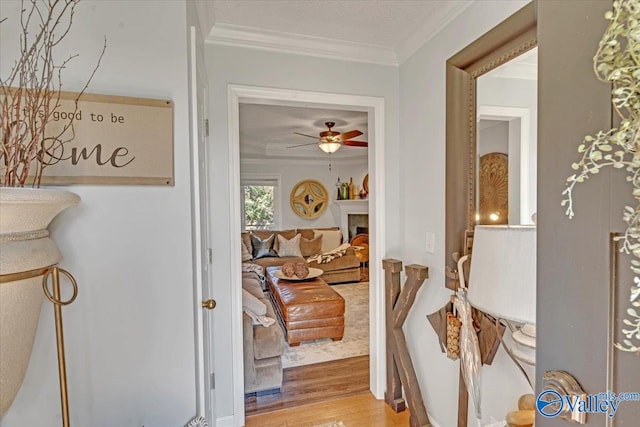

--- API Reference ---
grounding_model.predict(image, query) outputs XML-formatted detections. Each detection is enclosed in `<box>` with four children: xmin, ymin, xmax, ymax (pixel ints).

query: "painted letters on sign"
<box><xmin>28</xmin><ymin>91</ymin><xmax>173</xmax><ymax>185</ymax></box>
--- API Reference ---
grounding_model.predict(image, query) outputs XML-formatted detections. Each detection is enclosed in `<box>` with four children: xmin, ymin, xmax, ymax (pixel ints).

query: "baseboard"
<box><xmin>215</xmin><ymin>415</ymin><xmax>236</xmax><ymax>427</ymax></box>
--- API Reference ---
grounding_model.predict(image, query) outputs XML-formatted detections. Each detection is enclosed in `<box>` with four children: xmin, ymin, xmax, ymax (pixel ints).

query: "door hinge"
<box><xmin>207</xmin><ymin>248</ymin><xmax>213</xmax><ymax>264</ymax></box>
<box><xmin>204</xmin><ymin>119</ymin><xmax>209</xmax><ymax>137</ymax></box>
<box><xmin>210</xmin><ymin>373</ymin><xmax>215</xmax><ymax>389</ymax></box>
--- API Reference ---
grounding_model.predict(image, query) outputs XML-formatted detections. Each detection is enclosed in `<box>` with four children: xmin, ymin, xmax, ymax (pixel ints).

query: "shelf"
<box><xmin>334</xmin><ymin>199</ymin><xmax>368</xmax><ymax>205</ymax></box>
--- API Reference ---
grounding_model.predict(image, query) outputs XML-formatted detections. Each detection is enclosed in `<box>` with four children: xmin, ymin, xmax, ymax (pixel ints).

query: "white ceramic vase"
<box><xmin>0</xmin><ymin>188</ymin><xmax>80</xmax><ymax>416</ymax></box>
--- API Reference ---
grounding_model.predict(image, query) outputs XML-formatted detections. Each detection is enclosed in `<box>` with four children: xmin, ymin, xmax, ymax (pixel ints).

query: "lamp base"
<box><xmin>510</xmin><ymin>323</ymin><xmax>536</xmax><ymax>365</ymax></box>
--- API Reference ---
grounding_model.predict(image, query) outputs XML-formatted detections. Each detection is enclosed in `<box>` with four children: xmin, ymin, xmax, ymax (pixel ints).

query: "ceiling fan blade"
<box><xmin>344</xmin><ymin>140</ymin><xmax>368</xmax><ymax>147</ymax></box>
<box><xmin>294</xmin><ymin>132</ymin><xmax>321</xmax><ymax>140</ymax></box>
<box><xmin>286</xmin><ymin>142</ymin><xmax>319</xmax><ymax>149</ymax></box>
<box><xmin>340</xmin><ymin>130</ymin><xmax>363</xmax><ymax>140</ymax></box>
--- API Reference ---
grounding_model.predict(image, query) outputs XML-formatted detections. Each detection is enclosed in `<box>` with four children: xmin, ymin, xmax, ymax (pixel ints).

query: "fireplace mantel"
<box><xmin>334</xmin><ymin>199</ymin><xmax>368</xmax><ymax>243</ymax></box>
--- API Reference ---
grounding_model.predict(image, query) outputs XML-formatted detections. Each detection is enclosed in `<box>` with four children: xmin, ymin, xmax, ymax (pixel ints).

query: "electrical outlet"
<box><xmin>425</xmin><ymin>231</ymin><xmax>435</xmax><ymax>254</ymax></box>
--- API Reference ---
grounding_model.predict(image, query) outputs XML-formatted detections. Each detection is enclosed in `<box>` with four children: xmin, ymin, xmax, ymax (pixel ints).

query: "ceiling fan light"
<box><xmin>318</xmin><ymin>141</ymin><xmax>342</xmax><ymax>154</ymax></box>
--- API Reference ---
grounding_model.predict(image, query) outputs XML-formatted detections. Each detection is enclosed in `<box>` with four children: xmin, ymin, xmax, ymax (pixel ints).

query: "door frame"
<box><xmin>188</xmin><ymin>25</ymin><xmax>214</xmax><ymax>421</ymax></box>
<box><xmin>227</xmin><ymin>84</ymin><xmax>387</xmax><ymax>424</ymax></box>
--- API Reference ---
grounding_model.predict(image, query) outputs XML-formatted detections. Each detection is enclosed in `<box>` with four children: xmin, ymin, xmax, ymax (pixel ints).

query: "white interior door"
<box><xmin>189</xmin><ymin>25</ymin><xmax>216</xmax><ymax>423</ymax></box>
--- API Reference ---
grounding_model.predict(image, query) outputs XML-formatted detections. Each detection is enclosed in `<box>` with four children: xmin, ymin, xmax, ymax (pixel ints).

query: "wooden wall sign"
<box><xmin>21</xmin><ymin>90</ymin><xmax>174</xmax><ymax>186</ymax></box>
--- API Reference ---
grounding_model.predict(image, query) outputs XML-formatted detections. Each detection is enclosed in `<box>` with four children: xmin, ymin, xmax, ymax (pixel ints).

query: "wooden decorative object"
<box><xmin>479</xmin><ymin>153</ymin><xmax>508</xmax><ymax>224</ymax></box>
<box><xmin>382</xmin><ymin>259</ymin><xmax>431</xmax><ymax>427</ymax></box>
<box><xmin>350</xmin><ymin>234</ymin><xmax>369</xmax><ymax>264</ymax></box>
<box><xmin>290</xmin><ymin>179</ymin><xmax>329</xmax><ymax>219</ymax></box>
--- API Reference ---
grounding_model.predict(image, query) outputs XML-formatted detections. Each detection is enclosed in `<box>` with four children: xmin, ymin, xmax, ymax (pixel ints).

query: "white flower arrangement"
<box><xmin>562</xmin><ymin>0</ymin><xmax>640</xmax><ymax>353</ymax></box>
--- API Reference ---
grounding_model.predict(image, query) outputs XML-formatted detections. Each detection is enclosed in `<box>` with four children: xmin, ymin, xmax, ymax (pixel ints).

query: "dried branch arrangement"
<box><xmin>0</xmin><ymin>0</ymin><xmax>105</xmax><ymax>187</ymax></box>
<box><xmin>562</xmin><ymin>0</ymin><xmax>640</xmax><ymax>353</ymax></box>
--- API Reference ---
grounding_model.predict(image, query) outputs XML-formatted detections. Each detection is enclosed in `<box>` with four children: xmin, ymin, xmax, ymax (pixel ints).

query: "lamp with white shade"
<box><xmin>467</xmin><ymin>225</ymin><xmax>537</xmax><ymax>379</ymax></box>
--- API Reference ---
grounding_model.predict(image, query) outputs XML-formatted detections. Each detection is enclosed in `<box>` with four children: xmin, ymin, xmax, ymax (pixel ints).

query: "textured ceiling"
<box><xmin>240</xmin><ymin>104</ymin><xmax>368</xmax><ymax>160</ymax></box>
<box><xmin>211</xmin><ymin>0</ymin><xmax>470</xmax><ymax>50</ymax></box>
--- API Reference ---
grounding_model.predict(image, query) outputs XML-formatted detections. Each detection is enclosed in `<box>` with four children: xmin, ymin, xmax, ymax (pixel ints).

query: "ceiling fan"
<box><xmin>288</xmin><ymin>121</ymin><xmax>368</xmax><ymax>154</ymax></box>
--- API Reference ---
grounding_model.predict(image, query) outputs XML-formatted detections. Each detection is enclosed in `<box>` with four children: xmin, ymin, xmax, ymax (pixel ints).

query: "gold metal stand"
<box><xmin>42</xmin><ymin>267</ymin><xmax>78</xmax><ymax>427</ymax></box>
<box><xmin>0</xmin><ymin>265</ymin><xmax>78</xmax><ymax>426</ymax></box>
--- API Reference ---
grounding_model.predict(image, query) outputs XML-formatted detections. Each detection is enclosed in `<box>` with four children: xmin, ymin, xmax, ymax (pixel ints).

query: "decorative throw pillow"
<box><xmin>313</xmin><ymin>229</ymin><xmax>343</xmax><ymax>253</ymax></box>
<box><xmin>300</xmin><ymin>235</ymin><xmax>323</xmax><ymax>257</ymax></box>
<box><xmin>241</xmin><ymin>239</ymin><xmax>253</xmax><ymax>261</ymax></box>
<box><xmin>242</xmin><ymin>289</ymin><xmax>275</xmax><ymax>327</ymax></box>
<box><xmin>277</xmin><ymin>233</ymin><xmax>303</xmax><ymax>257</ymax></box>
<box><xmin>241</xmin><ymin>232</ymin><xmax>252</xmax><ymax>254</ymax></box>
<box><xmin>250</xmin><ymin>234</ymin><xmax>277</xmax><ymax>259</ymax></box>
<box><xmin>253</xmin><ymin>229</ymin><xmax>295</xmax><ymax>252</ymax></box>
<box><xmin>242</xmin><ymin>288</ymin><xmax>267</xmax><ymax>316</ymax></box>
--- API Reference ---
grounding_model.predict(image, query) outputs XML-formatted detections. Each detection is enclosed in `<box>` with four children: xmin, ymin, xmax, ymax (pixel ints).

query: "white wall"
<box><xmin>241</xmin><ymin>159</ymin><xmax>368</xmax><ymax>230</ymax></box>
<box><xmin>478</xmin><ymin>121</ymin><xmax>509</xmax><ymax>156</ymax></box>
<box><xmin>206</xmin><ymin>44</ymin><xmax>399</xmax><ymax>420</ymax></box>
<box><xmin>0</xmin><ymin>2</ymin><xmax>196</xmax><ymax>426</ymax></box>
<box><xmin>398</xmin><ymin>1</ymin><xmax>531</xmax><ymax>426</ymax></box>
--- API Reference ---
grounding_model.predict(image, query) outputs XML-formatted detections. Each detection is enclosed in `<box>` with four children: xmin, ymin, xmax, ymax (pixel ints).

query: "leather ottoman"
<box><xmin>266</xmin><ymin>266</ymin><xmax>345</xmax><ymax>346</ymax></box>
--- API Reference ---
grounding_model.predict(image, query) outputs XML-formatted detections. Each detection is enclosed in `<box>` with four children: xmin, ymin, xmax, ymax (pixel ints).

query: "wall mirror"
<box><xmin>290</xmin><ymin>179</ymin><xmax>329</xmax><ymax>219</ymax></box>
<box><xmin>445</xmin><ymin>3</ymin><xmax>537</xmax><ymax>426</ymax></box>
<box><xmin>445</xmin><ymin>2</ymin><xmax>537</xmax><ymax>290</ymax></box>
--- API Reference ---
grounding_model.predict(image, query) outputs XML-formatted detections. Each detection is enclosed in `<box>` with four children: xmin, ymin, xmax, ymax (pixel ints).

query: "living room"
<box><xmin>237</xmin><ymin>102</ymin><xmax>372</xmax><ymax>414</ymax></box>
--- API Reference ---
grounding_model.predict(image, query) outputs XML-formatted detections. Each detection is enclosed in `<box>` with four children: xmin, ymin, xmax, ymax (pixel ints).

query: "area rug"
<box><xmin>281</xmin><ymin>282</ymin><xmax>369</xmax><ymax>368</ymax></box>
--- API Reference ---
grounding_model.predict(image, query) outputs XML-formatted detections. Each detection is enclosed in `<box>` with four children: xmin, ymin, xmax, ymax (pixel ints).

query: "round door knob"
<box><xmin>202</xmin><ymin>299</ymin><xmax>216</xmax><ymax>310</ymax></box>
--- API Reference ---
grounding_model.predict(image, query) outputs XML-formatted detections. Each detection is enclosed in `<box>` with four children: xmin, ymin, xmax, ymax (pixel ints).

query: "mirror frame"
<box><xmin>445</xmin><ymin>2</ymin><xmax>537</xmax><ymax>292</ymax></box>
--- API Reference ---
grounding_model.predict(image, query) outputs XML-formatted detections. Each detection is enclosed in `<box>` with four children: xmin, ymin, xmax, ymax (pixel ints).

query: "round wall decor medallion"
<box><xmin>290</xmin><ymin>179</ymin><xmax>329</xmax><ymax>219</ymax></box>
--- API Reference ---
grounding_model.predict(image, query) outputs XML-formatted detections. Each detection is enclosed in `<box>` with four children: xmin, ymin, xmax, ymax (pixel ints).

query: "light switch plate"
<box><xmin>425</xmin><ymin>231</ymin><xmax>435</xmax><ymax>254</ymax></box>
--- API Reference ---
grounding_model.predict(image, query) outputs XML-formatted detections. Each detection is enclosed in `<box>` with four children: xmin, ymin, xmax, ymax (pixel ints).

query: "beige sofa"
<box><xmin>242</xmin><ymin>271</ymin><xmax>285</xmax><ymax>395</ymax></box>
<box><xmin>242</xmin><ymin>228</ymin><xmax>361</xmax><ymax>284</ymax></box>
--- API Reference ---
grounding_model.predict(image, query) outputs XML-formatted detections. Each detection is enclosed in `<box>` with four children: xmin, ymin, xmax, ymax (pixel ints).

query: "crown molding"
<box><xmin>396</xmin><ymin>1</ymin><xmax>474</xmax><ymax>64</ymax></box>
<box><xmin>485</xmin><ymin>62</ymin><xmax>537</xmax><ymax>81</ymax></box>
<box><xmin>193</xmin><ymin>0</ymin><xmax>216</xmax><ymax>41</ymax></box>
<box><xmin>207</xmin><ymin>23</ymin><xmax>398</xmax><ymax>66</ymax></box>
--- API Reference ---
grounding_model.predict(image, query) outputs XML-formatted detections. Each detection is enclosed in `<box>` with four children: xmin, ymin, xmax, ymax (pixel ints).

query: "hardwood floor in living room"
<box><xmin>245</xmin><ymin>356</ymin><xmax>410</xmax><ymax>426</ymax></box>
<box><xmin>245</xmin><ymin>355</ymin><xmax>369</xmax><ymax>415</ymax></box>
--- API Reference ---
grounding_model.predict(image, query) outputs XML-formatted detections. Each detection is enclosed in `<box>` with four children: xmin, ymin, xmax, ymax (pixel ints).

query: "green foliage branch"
<box><xmin>562</xmin><ymin>0</ymin><xmax>640</xmax><ymax>353</ymax></box>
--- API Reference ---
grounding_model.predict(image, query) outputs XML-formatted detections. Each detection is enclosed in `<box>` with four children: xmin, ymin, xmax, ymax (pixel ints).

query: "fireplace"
<box><xmin>335</xmin><ymin>200</ymin><xmax>368</xmax><ymax>243</ymax></box>
<box><xmin>348</xmin><ymin>214</ymin><xmax>369</xmax><ymax>241</ymax></box>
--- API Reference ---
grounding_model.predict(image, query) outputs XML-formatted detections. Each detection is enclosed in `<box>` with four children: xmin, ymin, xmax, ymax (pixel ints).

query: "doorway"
<box><xmin>227</xmin><ymin>85</ymin><xmax>386</xmax><ymax>424</ymax></box>
<box><xmin>239</xmin><ymin>104</ymin><xmax>370</xmax><ymax>414</ymax></box>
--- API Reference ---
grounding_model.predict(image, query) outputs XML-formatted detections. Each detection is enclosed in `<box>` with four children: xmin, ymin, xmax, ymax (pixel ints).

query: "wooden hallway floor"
<box><xmin>245</xmin><ymin>392</ymin><xmax>411</xmax><ymax>427</ymax></box>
